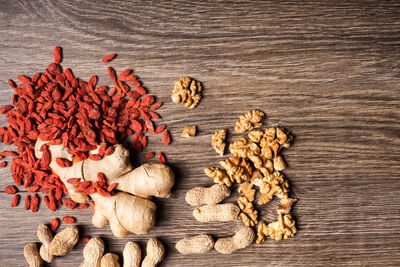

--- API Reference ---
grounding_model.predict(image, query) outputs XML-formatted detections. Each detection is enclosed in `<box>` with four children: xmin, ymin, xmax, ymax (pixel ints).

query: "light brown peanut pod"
<box><xmin>185</xmin><ymin>184</ymin><xmax>230</xmax><ymax>206</ymax></box>
<box><xmin>175</xmin><ymin>235</ymin><xmax>214</xmax><ymax>254</ymax></box>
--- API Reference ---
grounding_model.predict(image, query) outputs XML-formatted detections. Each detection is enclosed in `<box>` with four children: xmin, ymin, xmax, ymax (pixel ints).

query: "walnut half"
<box><xmin>211</xmin><ymin>129</ymin><xmax>227</xmax><ymax>156</ymax></box>
<box><xmin>171</xmin><ymin>76</ymin><xmax>202</xmax><ymax>109</ymax></box>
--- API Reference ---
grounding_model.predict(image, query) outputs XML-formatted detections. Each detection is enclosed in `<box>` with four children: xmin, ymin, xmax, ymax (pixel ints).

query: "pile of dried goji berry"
<box><xmin>1</xmin><ymin>46</ymin><xmax>171</xmax><ymax>214</ymax></box>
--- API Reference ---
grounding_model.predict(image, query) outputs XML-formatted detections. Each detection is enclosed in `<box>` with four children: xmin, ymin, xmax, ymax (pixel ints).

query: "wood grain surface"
<box><xmin>0</xmin><ymin>0</ymin><xmax>399</xmax><ymax>266</ymax></box>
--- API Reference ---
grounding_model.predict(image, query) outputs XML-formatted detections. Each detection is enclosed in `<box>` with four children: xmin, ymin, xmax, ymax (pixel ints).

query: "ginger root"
<box><xmin>35</xmin><ymin>140</ymin><xmax>175</xmax><ymax>237</ymax></box>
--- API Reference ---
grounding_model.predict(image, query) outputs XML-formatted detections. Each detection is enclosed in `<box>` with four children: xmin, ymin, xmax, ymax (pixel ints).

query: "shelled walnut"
<box><xmin>220</xmin><ymin>157</ymin><xmax>252</xmax><ymax>184</ymax></box>
<box><xmin>248</xmin><ymin>130</ymin><xmax>264</xmax><ymax>143</ymax></box>
<box><xmin>171</xmin><ymin>76</ymin><xmax>202</xmax><ymax>109</ymax></box>
<box><xmin>211</xmin><ymin>129</ymin><xmax>227</xmax><ymax>156</ymax></box>
<box><xmin>253</xmin><ymin>171</ymin><xmax>289</xmax><ymax>205</ymax></box>
<box><xmin>181</xmin><ymin>126</ymin><xmax>196</xmax><ymax>137</ymax></box>
<box><xmin>229</xmin><ymin>137</ymin><xmax>260</xmax><ymax>158</ymax></box>
<box><xmin>276</xmin><ymin>197</ymin><xmax>297</xmax><ymax>214</ymax></box>
<box><xmin>238</xmin><ymin>182</ymin><xmax>256</xmax><ymax>202</ymax></box>
<box><xmin>237</xmin><ymin>196</ymin><xmax>258</xmax><ymax>227</ymax></box>
<box><xmin>259</xmin><ymin>127</ymin><xmax>293</xmax><ymax>159</ymax></box>
<box><xmin>234</xmin><ymin>110</ymin><xmax>265</xmax><ymax>133</ymax></box>
<box><xmin>204</xmin><ymin>167</ymin><xmax>232</xmax><ymax>187</ymax></box>
<box><xmin>256</xmin><ymin>213</ymin><xmax>296</xmax><ymax>243</ymax></box>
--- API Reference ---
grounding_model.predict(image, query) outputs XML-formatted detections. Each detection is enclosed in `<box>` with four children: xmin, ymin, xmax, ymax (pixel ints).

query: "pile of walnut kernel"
<box><xmin>207</xmin><ymin>109</ymin><xmax>297</xmax><ymax>243</ymax></box>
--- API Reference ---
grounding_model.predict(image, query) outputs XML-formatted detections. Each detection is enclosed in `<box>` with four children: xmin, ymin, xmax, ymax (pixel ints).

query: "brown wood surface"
<box><xmin>0</xmin><ymin>0</ymin><xmax>399</xmax><ymax>266</ymax></box>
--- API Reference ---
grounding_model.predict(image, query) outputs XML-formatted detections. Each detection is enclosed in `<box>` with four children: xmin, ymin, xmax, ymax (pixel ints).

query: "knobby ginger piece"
<box><xmin>256</xmin><ymin>213</ymin><xmax>296</xmax><ymax>243</ymax></box>
<box><xmin>181</xmin><ymin>126</ymin><xmax>196</xmax><ymax>137</ymax></box>
<box><xmin>237</xmin><ymin>196</ymin><xmax>258</xmax><ymax>227</ymax></box>
<box><xmin>211</xmin><ymin>129</ymin><xmax>227</xmax><ymax>156</ymax></box>
<box><xmin>220</xmin><ymin>156</ymin><xmax>252</xmax><ymax>184</ymax></box>
<box><xmin>229</xmin><ymin>137</ymin><xmax>260</xmax><ymax>158</ymax></box>
<box><xmin>204</xmin><ymin>167</ymin><xmax>232</xmax><ymax>187</ymax></box>
<box><xmin>234</xmin><ymin>110</ymin><xmax>265</xmax><ymax>133</ymax></box>
<box><xmin>171</xmin><ymin>76</ymin><xmax>202</xmax><ymax>109</ymax></box>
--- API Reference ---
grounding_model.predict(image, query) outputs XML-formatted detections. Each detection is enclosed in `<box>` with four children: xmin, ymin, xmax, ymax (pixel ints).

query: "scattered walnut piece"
<box><xmin>237</xmin><ymin>196</ymin><xmax>258</xmax><ymax>227</ymax></box>
<box><xmin>229</xmin><ymin>137</ymin><xmax>260</xmax><ymax>158</ymax></box>
<box><xmin>248</xmin><ymin>130</ymin><xmax>264</xmax><ymax>143</ymax></box>
<box><xmin>234</xmin><ymin>110</ymin><xmax>265</xmax><ymax>133</ymax></box>
<box><xmin>171</xmin><ymin>76</ymin><xmax>202</xmax><ymax>109</ymax></box>
<box><xmin>273</xmin><ymin>155</ymin><xmax>287</xmax><ymax>171</ymax></box>
<box><xmin>276</xmin><ymin>197</ymin><xmax>297</xmax><ymax>214</ymax></box>
<box><xmin>211</xmin><ymin>129</ymin><xmax>227</xmax><ymax>156</ymax></box>
<box><xmin>204</xmin><ymin>167</ymin><xmax>232</xmax><ymax>187</ymax></box>
<box><xmin>257</xmin><ymin>213</ymin><xmax>296</xmax><ymax>243</ymax></box>
<box><xmin>181</xmin><ymin>126</ymin><xmax>196</xmax><ymax>137</ymax></box>
<box><xmin>238</xmin><ymin>182</ymin><xmax>256</xmax><ymax>202</ymax></box>
<box><xmin>220</xmin><ymin>156</ymin><xmax>252</xmax><ymax>184</ymax></box>
<box><xmin>259</xmin><ymin>127</ymin><xmax>293</xmax><ymax>159</ymax></box>
<box><xmin>248</xmin><ymin>155</ymin><xmax>274</xmax><ymax>173</ymax></box>
<box><xmin>254</xmin><ymin>171</ymin><xmax>289</xmax><ymax>205</ymax></box>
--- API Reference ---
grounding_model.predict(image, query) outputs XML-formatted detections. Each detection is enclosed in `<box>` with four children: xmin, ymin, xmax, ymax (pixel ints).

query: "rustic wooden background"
<box><xmin>0</xmin><ymin>0</ymin><xmax>399</xmax><ymax>266</ymax></box>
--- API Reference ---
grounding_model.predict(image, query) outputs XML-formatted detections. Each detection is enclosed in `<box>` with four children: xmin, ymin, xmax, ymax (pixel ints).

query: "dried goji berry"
<box><xmin>162</xmin><ymin>130</ymin><xmax>171</xmax><ymax>145</ymax></box>
<box><xmin>102</xmin><ymin>54</ymin><xmax>116</xmax><ymax>63</ymax></box>
<box><xmin>11</xmin><ymin>194</ymin><xmax>20</xmax><ymax>207</ymax></box>
<box><xmin>4</xmin><ymin>185</ymin><xmax>17</xmax><ymax>194</ymax></box>
<box><xmin>50</xmin><ymin>218</ymin><xmax>59</xmax><ymax>231</ymax></box>
<box><xmin>62</xmin><ymin>216</ymin><xmax>76</xmax><ymax>224</ymax></box>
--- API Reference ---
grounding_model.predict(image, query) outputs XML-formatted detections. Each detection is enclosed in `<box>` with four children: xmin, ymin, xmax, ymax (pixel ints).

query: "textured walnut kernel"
<box><xmin>248</xmin><ymin>155</ymin><xmax>274</xmax><ymax>174</ymax></box>
<box><xmin>204</xmin><ymin>167</ymin><xmax>232</xmax><ymax>187</ymax></box>
<box><xmin>257</xmin><ymin>213</ymin><xmax>296</xmax><ymax>243</ymax></box>
<box><xmin>211</xmin><ymin>129</ymin><xmax>227</xmax><ymax>156</ymax></box>
<box><xmin>171</xmin><ymin>76</ymin><xmax>202</xmax><ymax>109</ymax></box>
<box><xmin>248</xmin><ymin>130</ymin><xmax>264</xmax><ymax>143</ymax></box>
<box><xmin>276</xmin><ymin>197</ymin><xmax>297</xmax><ymax>214</ymax></box>
<box><xmin>181</xmin><ymin>126</ymin><xmax>196</xmax><ymax>137</ymax></box>
<box><xmin>220</xmin><ymin>156</ymin><xmax>252</xmax><ymax>184</ymax></box>
<box><xmin>273</xmin><ymin>155</ymin><xmax>287</xmax><ymax>171</ymax></box>
<box><xmin>234</xmin><ymin>110</ymin><xmax>265</xmax><ymax>133</ymax></box>
<box><xmin>276</xmin><ymin>128</ymin><xmax>293</xmax><ymax>148</ymax></box>
<box><xmin>254</xmin><ymin>171</ymin><xmax>289</xmax><ymax>205</ymax></box>
<box><xmin>237</xmin><ymin>196</ymin><xmax>258</xmax><ymax>227</ymax></box>
<box><xmin>229</xmin><ymin>138</ymin><xmax>260</xmax><ymax>158</ymax></box>
<box><xmin>238</xmin><ymin>182</ymin><xmax>256</xmax><ymax>202</ymax></box>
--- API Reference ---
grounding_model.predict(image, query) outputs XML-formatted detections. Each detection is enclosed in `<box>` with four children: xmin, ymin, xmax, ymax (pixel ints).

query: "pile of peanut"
<box><xmin>24</xmin><ymin>223</ymin><xmax>165</xmax><ymax>267</ymax></box>
<box><xmin>177</xmin><ymin>109</ymin><xmax>297</xmax><ymax>255</ymax></box>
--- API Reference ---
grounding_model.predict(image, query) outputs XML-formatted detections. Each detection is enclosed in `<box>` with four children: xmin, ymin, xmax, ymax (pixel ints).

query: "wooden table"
<box><xmin>0</xmin><ymin>1</ymin><xmax>399</xmax><ymax>266</ymax></box>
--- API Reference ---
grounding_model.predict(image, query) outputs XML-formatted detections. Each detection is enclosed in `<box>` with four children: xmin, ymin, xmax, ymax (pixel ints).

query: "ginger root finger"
<box><xmin>91</xmin><ymin>192</ymin><xmax>156</xmax><ymax>237</ymax></box>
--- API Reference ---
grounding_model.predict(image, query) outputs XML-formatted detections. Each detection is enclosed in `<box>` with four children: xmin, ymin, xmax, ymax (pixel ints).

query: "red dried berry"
<box><xmin>158</xmin><ymin>152</ymin><xmax>166</xmax><ymax>164</ymax></box>
<box><xmin>66</xmin><ymin>178</ymin><xmax>81</xmax><ymax>184</ymax></box>
<box><xmin>62</xmin><ymin>216</ymin><xmax>76</xmax><ymax>224</ymax></box>
<box><xmin>81</xmin><ymin>236</ymin><xmax>91</xmax><ymax>244</ymax></box>
<box><xmin>144</xmin><ymin>152</ymin><xmax>155</xmax><ymax>160</ymax></box>
<box><xmin>162</xmin><ymin>130</ymin><xmax>171</xmax><ymax>145</ymax></box>
<box><xmin>4</xmin><ymin>185</ymin><xmax>17</xmax><ymax>194</ymax></box>
<box><xmin>102</xmin><ymin>54</ymin><xmax>116</xmax><ymax>63</ymax></box>
<box><xmin>107</xmin><ymin>67</ymin><xmax>117</xmax><ymax>81</ymax></box>
<box><xmin>56</xmin><ymin>157</ymin><xmax>72</xmax><ymax>168</ymax></box>
<box><xmin>107</xmin><ymin>183</ymin><xmax>118</xmax><ymax>192</ymax></box>
<box><xmin>31</xmin><ymin>194</ymin><xmax>39</xmax><ymax>212</ymax></box>
<box><xmin>24</xmin><ymin>195</ymin><xmax>31</xmax><ymax>210</ymax></box>
<box><xmin>0</xmin><ymin>105</ymin><xmax>13</xmax><ymax>114</ymax></box>
<box><xmin>77</xmin><ymin>203</ymin><xmax>89</xmax><ymax>210</ymax></box>
<box><xmin>0</xmin><ymin>151</ymin><xmax>18</xmax><ymax>157</ymax></box>
<box><xmin>50</xmin><ymin>218</ymin><xmax>59</xmax><ymax>231</ymax></box>
<box><xmin>0</xmin><ymin>161</ymin><xmax>7</xmax><ymax>168</ymax></box>
<box><xmin>11</xmin><ymin>194</ymin><xmax>20</xmax><ymax>207</ymax></box>
<box><xmin>54</xmin><ymin>46</ymin><xmax>62</xmax><ymax>64</ymax></box>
